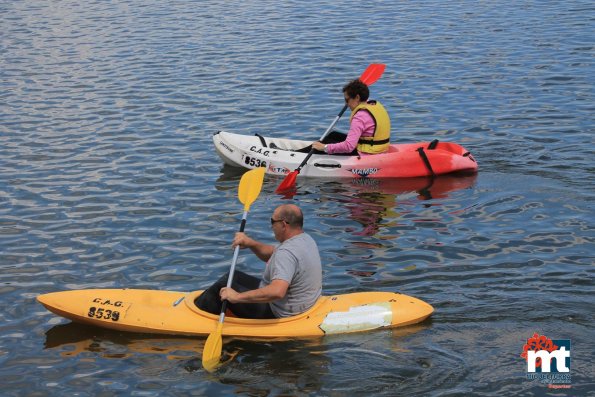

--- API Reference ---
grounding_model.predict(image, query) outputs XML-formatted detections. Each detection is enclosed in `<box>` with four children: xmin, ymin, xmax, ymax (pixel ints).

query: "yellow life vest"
<box><xmin>351</xmin><ymin>100</ymin><xmax>391</xmax><ymax>154</ymax></box>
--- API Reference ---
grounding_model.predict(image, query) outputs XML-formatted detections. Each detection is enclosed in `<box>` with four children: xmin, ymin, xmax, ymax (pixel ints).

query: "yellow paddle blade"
<box><xmin>238</xmin><ymin>167</ymin><xmax>266</xmax><ymax>212</ymax></box>
<box><xmin>202</xmin><ymin>322</ymin><xmax>223</xmax><ymax>372</ymax></box>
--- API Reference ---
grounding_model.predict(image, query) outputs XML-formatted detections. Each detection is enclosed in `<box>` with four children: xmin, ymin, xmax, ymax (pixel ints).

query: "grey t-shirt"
<box><xmin>260</xmin><ymin>232</ymin><xmax>322</xmax><ymax>318</ymax></box>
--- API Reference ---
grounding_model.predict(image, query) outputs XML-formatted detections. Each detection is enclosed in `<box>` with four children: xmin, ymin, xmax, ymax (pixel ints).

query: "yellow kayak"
<box><xmin>37</xmin><ymin>289</ymin><xmax>433</xmax><ymax>338</ymax></box>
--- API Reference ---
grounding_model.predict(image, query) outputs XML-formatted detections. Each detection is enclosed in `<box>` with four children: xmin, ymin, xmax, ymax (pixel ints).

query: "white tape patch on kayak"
<box><xmin>319</xmin><ymin>302</ymin><xmax>393</xmax><ymax>334</ymax></box>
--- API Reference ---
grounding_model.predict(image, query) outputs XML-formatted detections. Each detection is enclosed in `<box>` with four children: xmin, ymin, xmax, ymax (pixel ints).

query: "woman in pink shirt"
<box><xmin>312</xmin><ymin>79</ymin><xmax>391</xmax><ymax>156</ymax></box>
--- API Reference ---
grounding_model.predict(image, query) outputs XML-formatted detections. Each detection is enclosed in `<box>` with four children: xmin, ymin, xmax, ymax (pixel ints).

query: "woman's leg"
<box><xmin>322</xmin><ymin>130</ymin><xmax>347</xmax><ymax>144</ymax></box>
<box><xmin>295</xmin><ymin>130</ymin><xmax>348</xmax><ymax>153</ymax></box>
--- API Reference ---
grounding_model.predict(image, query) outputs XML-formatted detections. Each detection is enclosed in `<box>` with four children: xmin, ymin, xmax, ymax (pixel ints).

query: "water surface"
<box><xmin>1</xmin><ymin>1</ymin><xmax>593</xmax><ymax>395</ymax></box>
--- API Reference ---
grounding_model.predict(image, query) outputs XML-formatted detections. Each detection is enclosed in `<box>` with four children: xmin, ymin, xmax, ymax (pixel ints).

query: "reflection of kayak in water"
<box><xmin>334</xmin><ymin>172</ymin><xmax>477</xmax><ymax>200</ymax></box>
<box><xmin>44</xmin><ymin>321</ymin><xmax>432</xmax><ymax>360</ymax></box>
<box><xmin>38</xmin><ymin>289</ymin><xmax>433</xmax><ymax>338</ymax></box>
<box><xmin>319</xmin><ymin>174</ymin><xmax>477</xmax><ymax>236</ymax></box>
<box><xmin>44</xmin><ymin>322</ymin><xmax>205</xmax><ymax>358</ymax></box>
<box><xmin>213</xmin><ymin>131</ymin><xmax>478</xmax><ymax>178</ymax></box>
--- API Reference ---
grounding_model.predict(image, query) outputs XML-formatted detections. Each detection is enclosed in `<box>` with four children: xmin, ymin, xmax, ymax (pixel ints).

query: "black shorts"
<box><xmin>194</xmin><ymin>270</ymin><xmax>276</xmax><ymax>319</ymax></box>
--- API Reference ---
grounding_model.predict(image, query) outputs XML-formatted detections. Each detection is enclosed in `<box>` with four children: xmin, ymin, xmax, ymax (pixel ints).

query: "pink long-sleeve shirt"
<box><xmin>325</xmin><ymin>110</ymin><xmax>375</xmax><ymax>155</ymax></box>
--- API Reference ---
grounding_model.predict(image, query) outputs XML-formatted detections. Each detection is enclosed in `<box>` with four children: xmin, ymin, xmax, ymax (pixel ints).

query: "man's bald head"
<box><xmin>274</xmin><ymin>204</ymin><xmax>303</xmax><ymax>228</ymax></box>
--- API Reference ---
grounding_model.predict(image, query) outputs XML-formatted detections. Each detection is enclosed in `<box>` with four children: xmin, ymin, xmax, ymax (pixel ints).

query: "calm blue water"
<box><xmin>1</xmin><ymin>1</ymin><xmax>593</xmax><ymax>395</ymax></box>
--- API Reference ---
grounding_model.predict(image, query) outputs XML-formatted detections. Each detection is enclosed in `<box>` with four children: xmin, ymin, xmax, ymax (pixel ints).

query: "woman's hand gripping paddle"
<box><xmin>202</xmin><ymin>166</ymin><xmax>266</xmax><ymax>372</ymax></box>
<box><xmin>275</xmin><ymin>63</ymin><xmax>386</xmax><ymax>193</ymax></box>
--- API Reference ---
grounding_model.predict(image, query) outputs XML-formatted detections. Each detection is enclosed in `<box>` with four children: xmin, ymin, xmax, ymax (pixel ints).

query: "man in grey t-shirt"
<box><xmin>195</xmin><ymin>204</ymin><xmax>322</xmax><ymax>319</ymax></box>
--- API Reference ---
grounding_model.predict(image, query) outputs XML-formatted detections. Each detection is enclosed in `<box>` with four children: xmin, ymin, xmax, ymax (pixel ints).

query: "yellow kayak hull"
<box><xmin>38</xmin><ymin>289</ymin><xmax>433</xmax><ymax>338</ymax></box>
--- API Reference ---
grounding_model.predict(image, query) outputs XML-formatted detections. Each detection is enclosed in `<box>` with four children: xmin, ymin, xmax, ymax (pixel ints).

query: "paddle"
<box><xmin>275</xmin><ymin>63</ymin><xmax>386</xmax><ymax>193</ymax></box>
<box><xmin>202</xmin><ymin>166</ymin><xmax>266</xmax><ymax>372</ymax></box>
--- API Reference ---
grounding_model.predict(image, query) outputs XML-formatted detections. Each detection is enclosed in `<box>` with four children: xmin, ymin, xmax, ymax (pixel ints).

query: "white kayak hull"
<box><xmin>213</xmin><ymin>131</ymin><xmax>478</xmax><ymax>178</ymax></box>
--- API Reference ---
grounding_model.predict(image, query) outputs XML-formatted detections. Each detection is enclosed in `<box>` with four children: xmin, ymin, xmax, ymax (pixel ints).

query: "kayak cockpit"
<box><xmin>185</xmin><ymin>290</ymin><xmax>328</xmax><ymax>324</ymax></box>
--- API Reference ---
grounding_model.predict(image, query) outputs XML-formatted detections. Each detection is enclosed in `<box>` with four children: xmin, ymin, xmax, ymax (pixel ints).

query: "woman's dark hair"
<box><xmin>342</xmin><ymin>79</ymin><xmax>370</xmax><ymax>102</ymax></box>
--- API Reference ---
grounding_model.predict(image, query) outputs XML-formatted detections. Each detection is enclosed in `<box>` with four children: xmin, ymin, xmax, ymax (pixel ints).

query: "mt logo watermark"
<box><xmin>521</xmin><ymin>333</ymin><xmax>571</xmax><ymax>389</ymax></box>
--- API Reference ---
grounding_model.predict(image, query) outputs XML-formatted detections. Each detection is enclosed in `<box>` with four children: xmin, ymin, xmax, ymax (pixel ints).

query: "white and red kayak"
<box><xmin>213</xmin><ymin>130</ymin><xmax>478</xmax><ymax>178</ymax></box>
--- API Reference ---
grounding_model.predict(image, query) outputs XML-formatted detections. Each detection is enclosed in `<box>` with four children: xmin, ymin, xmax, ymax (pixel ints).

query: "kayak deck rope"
<box><xmin>416</xmin><ymin>139</ymin><xmax>439</xmax><ymax>177</ymax></box>
<box><xmin>255</xmin><ymin>133</ymin><xmax>268</xmax><ymax>148</ymax></box>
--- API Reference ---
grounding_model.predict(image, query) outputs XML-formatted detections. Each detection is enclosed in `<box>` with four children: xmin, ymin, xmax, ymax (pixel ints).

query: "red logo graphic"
<box><xmin>521</xmin><ymin>333</ymin><xmax>558</xmax><ymax>368</ymax></box>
